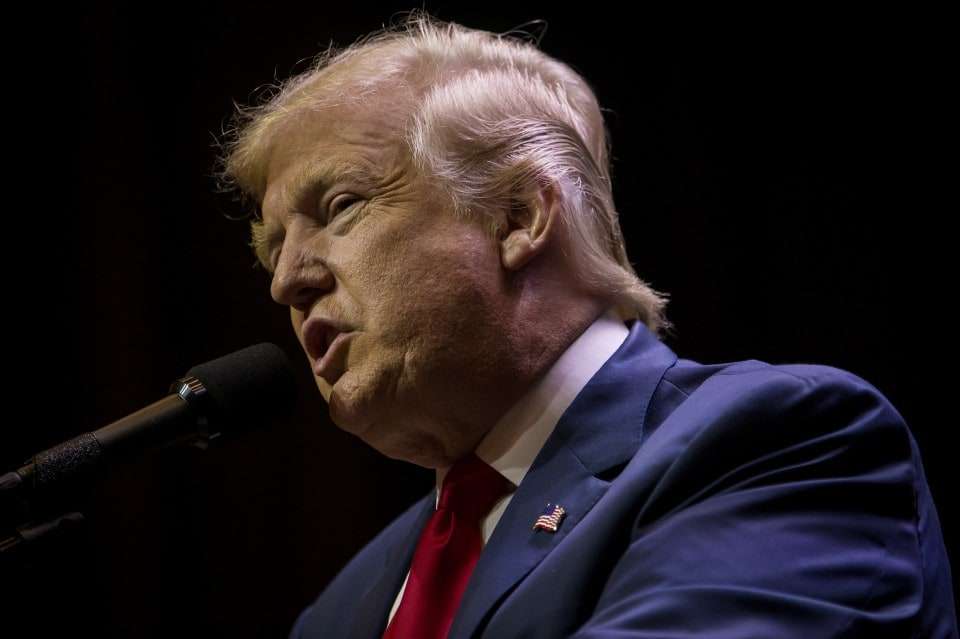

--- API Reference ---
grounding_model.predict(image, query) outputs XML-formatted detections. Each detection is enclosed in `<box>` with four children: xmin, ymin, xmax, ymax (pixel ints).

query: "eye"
<box><xmin>328</xmin><ymin>194</ymin><xmax>361</xmax><ymax>220</ymax></box>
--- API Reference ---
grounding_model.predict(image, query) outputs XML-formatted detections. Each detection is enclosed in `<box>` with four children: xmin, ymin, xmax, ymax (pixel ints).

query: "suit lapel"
<box><xmin>448</xmin><ymin>321</ymin><xmax>678</xmax><ymax>638</ymax></box>
<box><xmin>348</xmin><ymin>494</ymin><xmax>435</xmax><ymax>639</ymax></box>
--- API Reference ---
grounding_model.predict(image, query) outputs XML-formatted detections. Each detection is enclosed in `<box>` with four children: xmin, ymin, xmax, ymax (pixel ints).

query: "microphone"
<box><xmin>0</xmin><ymin>343</ymin><xmax>296</xmax><ymax>503</ymax></box>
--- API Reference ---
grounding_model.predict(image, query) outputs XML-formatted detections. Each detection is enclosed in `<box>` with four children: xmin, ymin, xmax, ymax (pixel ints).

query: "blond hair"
<box><xmin>217</xmin><ymin>12</ymin><xmax>671</xmax><ymax>335</ymax></box>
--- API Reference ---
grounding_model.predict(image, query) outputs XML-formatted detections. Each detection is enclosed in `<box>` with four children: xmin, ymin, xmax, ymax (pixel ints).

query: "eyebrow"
<box><xmin>251</xmin><ymin>159</ymin><xmax>382</xmax><ymax>270</ymax></box>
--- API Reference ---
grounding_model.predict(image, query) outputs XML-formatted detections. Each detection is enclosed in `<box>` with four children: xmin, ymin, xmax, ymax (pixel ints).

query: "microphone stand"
<box><xmin>0</xmin><ymin>376</ymin><xmax>215</xmax><ymax>560</ymax></box>
<box><xmin>0</xmin><ymin>512</ymin><xmax>86</xmax><ymax>555</ymax></box>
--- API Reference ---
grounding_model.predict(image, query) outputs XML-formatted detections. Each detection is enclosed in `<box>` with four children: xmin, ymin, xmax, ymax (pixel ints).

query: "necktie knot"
<box><xmin>437</xmin><ymin>453</ymin><xmax>515</xmax><ymax>521</ymax></box>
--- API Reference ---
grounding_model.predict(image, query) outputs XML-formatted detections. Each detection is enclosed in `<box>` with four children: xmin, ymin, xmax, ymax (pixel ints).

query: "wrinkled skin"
<box><xmin>259</xmin><ymin>100</ymin><xmax>604</xmax><ymax>469</ymax></box>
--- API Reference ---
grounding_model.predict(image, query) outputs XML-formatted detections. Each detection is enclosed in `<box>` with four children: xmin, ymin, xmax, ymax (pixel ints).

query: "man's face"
<box><xmin>258</xmin><ymin>103</ymin><xmax>517</xmax><ymax>468</ymax></box>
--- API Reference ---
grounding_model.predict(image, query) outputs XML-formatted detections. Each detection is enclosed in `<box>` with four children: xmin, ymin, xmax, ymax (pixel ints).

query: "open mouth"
<box><xmin>302</xmin><ymin>317</ymin><xmax>356</xmax><ymax>382</ymax></box>
<box><xmin>303</xmin><ymin>318</ymin><xmax>343</xmax><ymax>363</ymax></box>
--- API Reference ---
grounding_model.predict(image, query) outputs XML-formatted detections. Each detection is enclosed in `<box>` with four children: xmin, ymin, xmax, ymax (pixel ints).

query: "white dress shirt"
<box><xmin>387</xmin><ymin>310</ymin><xmax>630</xmax><ymax>624</ymax></box>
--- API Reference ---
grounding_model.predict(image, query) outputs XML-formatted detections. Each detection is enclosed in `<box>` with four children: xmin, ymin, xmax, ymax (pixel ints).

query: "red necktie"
<box><xmin>382</xmin><ymin>453</ymin><xmax>515</xmax><ymax>639</ymax></box>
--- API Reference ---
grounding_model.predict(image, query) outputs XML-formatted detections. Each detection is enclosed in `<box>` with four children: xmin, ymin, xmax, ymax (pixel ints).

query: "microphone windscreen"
<box><xmin>186</xmin><ymin>343</ymin><xmax>297</xmax><ymax>431</ymax></box>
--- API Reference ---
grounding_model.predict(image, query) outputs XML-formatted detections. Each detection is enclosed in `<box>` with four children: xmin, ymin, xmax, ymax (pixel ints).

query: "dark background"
<box><xmin>4</xmin><ymin>3</ymin><xmax>953</xmax><ymax>636</ymax></box>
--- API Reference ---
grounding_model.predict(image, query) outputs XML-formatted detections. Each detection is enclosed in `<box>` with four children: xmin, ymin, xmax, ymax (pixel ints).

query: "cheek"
<box><xmin>331</xmin><ymin>214</ymin><xmax>502</xmax><ymax>390</ymax></box>
<box><xmin>290</xmin><ymin>307</ymin><xmax>305</xmax><ymax>338</ymax></box>
<box><xmin>368</xmin><ymin>231</ymin><xmax>495</xmax><ymax>319</ymax></box>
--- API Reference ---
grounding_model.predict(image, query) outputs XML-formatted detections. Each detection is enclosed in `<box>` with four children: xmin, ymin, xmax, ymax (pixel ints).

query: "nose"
<box><xmin>270</xmin><ymin>235</ymin><xmax>335</xmax><ymax>312</ymax></box>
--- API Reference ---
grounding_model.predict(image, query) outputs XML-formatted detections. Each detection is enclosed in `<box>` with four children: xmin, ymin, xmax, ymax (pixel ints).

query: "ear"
<box><xmin>499</xmin><ymin>180</ymin><xmax>560</xmax><ymax>271</ymax></box>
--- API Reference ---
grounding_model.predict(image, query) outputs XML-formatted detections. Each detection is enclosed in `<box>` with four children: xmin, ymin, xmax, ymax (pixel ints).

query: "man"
<box><xmin>219</xmin><ymin>14</ymin><xmax>956</xmax><ymax>638</ymax></box>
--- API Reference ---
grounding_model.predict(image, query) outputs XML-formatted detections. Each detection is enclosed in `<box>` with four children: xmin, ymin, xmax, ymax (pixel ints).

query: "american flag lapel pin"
<box><xmin>533</xmin><ymin>503</ymin><xmax>566</xmax><ymax>533</ymax></box>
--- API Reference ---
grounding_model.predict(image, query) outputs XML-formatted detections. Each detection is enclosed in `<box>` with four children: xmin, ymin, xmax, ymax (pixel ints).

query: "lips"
<box><xmin>302</xmin><ymin>317</ymin><xmax>348</xmax><ymax>362</ymax></box>
<box><xmin>301</xmin><ymin>316</ymin><xmax>356</xmax><ymax>383</ymax></box>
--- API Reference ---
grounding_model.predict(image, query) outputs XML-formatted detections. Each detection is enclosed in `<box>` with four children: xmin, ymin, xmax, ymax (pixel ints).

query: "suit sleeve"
<box><xmin>569</xmin><ymin>366</ymin><xmax>953</xmax><ymax>638</ymax></box>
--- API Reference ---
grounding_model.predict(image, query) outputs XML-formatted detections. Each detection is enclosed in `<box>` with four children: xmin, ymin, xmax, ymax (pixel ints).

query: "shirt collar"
<box><xmin>436</xmin><ymin>308</ymin><xmax>629</xmax><ymax>496</ymax></box>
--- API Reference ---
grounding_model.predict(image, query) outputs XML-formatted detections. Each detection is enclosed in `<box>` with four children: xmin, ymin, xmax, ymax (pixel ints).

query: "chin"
<box><xmin>386</xmin><ymin>428</ymin><xmax>476</xmax><ymax>469</ymax></box>
<box><xmin>378</xmin><ymin>442</ymin><xmax>450</xmax><ymax>469</ymax></box>
<box><xmin>350</xmin><ymin>419</ymin><xmax>457</xmax><ymax>469</ymax></box>
<box><xmin>327</xmin><ymin>393</ymin><xmax>373</xmax><ymax>438</ymax></box>
<box><xmin>320</xmin><ymin>366</ymin><xmax>465</xmax><ymax>468</ymax></box>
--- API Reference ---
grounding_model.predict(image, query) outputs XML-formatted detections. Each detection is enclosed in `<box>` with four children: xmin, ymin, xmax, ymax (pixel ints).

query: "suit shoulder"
<box><xmin>667</xmin><ymin>356</ymin><xmax>891</xmax><ymax>398</ymax></box>
<box><xmin>720</xmin><ymin>359</ymin><xmax>891</xmax><ymax>391</ymax></box>
<box><xmin>643</xmin><ymin>359</ymin><xmax>917</xmax><ymax>496</ymax></box>
<box><xmin>583</xmin><ymin>360</ymin><xmax>954</xmax><ymax>637</ymax></box>
<box><xmin>655</xmin><ymin>358</ymin><xmax>913</xmax><ymax>459</ymax></box>
<box><xmin>730</xmin><ymin>362</ymin><xmax>912</xmax><ymax>442</ymax></box>
<box><xmin>637</xmin><ymin>358</ymin><xmax>918</xmax><ymax>523</ymax></box>
<box><xmin>665</xmin><ymin>357</ymin><xmax>906</xmax><ymax>431</ymax></box>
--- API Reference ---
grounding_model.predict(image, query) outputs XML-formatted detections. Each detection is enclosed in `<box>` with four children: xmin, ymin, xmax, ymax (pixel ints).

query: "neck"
<box><xmin>432</xmin><ymin>295</ymin><xmax>608</xmax><ymax>472</ymax></box>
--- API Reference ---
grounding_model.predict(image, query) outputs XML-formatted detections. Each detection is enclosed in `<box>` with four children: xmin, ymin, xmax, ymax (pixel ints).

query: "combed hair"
<box><xmin>217</xmin><ymin>11</ymin><xmax>671</xmax><ymax>335</ymax></box>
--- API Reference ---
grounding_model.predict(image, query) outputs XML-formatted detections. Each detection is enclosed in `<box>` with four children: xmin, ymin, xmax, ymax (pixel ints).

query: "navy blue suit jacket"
<box><xmin>292</xmin><ymin>321</ymin><xmax>957</xmax><ymax>638</ymax></box>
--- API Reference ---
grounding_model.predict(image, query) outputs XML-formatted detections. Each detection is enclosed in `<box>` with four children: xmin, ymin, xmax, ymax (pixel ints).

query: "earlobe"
<box><xmin>499</xmin><ymin>181</ymin><xmax>559</xmax><ymax>271</ymax></box>
<box><xmin>501</xmin><ymin>232</ymin><xmax>536</xmax><ymax>270</ymax></box>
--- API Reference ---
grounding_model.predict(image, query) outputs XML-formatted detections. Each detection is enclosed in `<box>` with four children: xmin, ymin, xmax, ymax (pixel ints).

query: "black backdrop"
<box><xmin>5</xmin><ymin>3</ymin><xmax>954</xmax><ymax>636</ymax></box>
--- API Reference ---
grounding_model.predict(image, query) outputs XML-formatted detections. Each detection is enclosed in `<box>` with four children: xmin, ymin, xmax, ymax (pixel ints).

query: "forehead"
<box><xmin>260</xmin><ymin>103</ymin><xmax>409</xmax><ymax>218</ymax></box>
